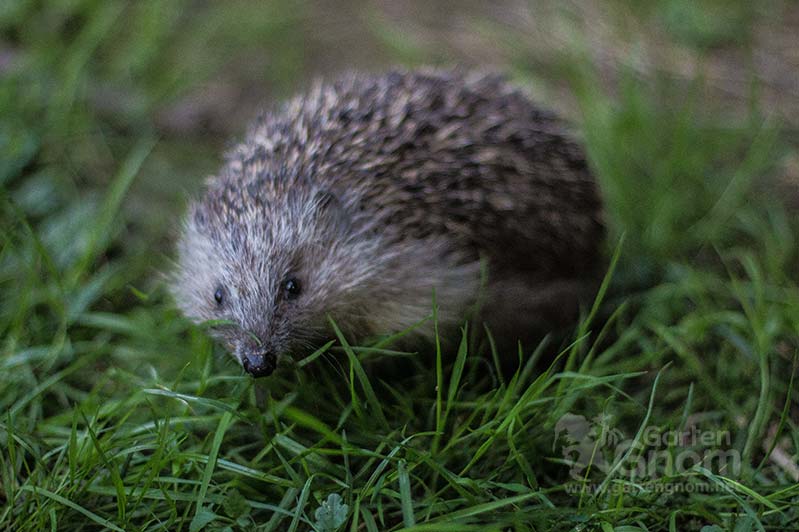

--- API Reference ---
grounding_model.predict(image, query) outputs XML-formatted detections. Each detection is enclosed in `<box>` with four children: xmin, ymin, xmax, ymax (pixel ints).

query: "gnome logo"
<box><xmin>554</xmin><ymin>413</ymin><xmax>626</xmax><ymax>479</ymax></box>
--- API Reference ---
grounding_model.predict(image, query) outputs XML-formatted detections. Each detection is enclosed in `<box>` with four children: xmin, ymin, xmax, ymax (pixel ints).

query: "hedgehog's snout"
<box><xmin>232</xmin><ymin>333</ymin><xmax>277</xmax><ymax>378</ymax></box>
<box><xmin>240</xmin><ymin>350</ymin><xmax>276</xmax><ymax>378</ymax></box>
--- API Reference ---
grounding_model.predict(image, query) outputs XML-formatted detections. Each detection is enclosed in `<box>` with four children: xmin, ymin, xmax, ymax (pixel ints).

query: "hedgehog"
<box><xmin>172</xmin><ymin>69</ymin><xmax>604</xmax><ymax>377</ymax></box>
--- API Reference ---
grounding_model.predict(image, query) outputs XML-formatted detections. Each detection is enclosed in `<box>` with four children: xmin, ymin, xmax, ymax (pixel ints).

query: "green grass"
<box><xmin>2</xmin><ymin>1</ymin><xmax>798</xmax><ymax>531</ymax></box>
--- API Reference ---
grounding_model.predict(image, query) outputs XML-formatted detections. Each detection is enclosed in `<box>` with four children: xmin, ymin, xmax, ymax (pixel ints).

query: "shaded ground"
<box><xmin>139</xmin><ymin>1</ymin><xmax>799</xmax><ymax>134</ymax></box>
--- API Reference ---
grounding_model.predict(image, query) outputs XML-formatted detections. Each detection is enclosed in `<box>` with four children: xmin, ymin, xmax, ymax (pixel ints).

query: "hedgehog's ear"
<box><xmin>313</xmin><ymin>189</ymin><xmax>350</xmax><ymax>231</ymax></box>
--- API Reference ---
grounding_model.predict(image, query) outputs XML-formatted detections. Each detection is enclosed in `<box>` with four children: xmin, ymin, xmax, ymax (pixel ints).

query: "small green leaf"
<box><xmin>189</xmin><ymin>508</ymin><xmax>217</xmax><ymax>532</ymax></box>
<box><xmin>222</xmin><ymin>489</ymin><xmax>250</xmax><ymax>519</ymax></box>
<box><xmin>313</xmin><ymin>493</ymin><xmax>348</xmax><ymax>532</ymax></box>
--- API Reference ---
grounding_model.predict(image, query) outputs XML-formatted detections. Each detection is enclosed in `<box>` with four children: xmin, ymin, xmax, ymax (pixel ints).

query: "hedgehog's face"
<box><xmin>173</xmin><ymin>184</ymin><xmax>373</xmax><ymax>377</ymax></box>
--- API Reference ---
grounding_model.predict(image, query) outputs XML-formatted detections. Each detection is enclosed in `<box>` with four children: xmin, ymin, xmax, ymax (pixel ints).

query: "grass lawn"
<box><xmin>1</xmin><ymin>1</ymin><xmax>798</xmax><ymax>530</ymax></box>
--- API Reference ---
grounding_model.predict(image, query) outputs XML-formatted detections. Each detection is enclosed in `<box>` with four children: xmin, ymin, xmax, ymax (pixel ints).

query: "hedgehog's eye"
<box><xmin>213</xmin><ymin>285</ymin><xmax>225</xmax><ymax>306</ymax></box>
<box><xmin>284</xmin><ymin>277</ymin><xmax>302</xmax><ymax>300</ymax></box>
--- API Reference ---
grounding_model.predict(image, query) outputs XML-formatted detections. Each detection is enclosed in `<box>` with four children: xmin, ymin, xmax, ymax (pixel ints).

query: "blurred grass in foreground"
<box><xmin>1</xmin><ymin>1</ymin><xmax>798</xmax><ymax>531</ymax></box>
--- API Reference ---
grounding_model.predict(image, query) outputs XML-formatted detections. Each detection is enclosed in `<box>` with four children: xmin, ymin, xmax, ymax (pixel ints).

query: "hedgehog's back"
<box><xmin>224</xmin><ymin>69</ymin><xmax>603</xmax><ymax>277</ymax></box>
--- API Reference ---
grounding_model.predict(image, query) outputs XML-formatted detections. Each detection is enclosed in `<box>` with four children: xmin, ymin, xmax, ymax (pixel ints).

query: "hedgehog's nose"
<box><xmin>241</xmin><ymin>351</ymin><xmax>276</xmax><ymax>378</ymax></box>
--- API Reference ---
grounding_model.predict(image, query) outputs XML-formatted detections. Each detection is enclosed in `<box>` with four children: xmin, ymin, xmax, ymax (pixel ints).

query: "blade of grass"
<box><xmin>397</xmin><ymin>459</ymin><xmax>415</xmax><ymax>528</ymax></box>
<box><xmin>194</xmin><ymin>411</ymin><xmax>234</xmax><ymax>519</ymax></box>
<box><xmin>19</xmin><ymin>486</ymin><xmax>125</xmax><ymax>532</ymax></box>
<box><xmin>328</xmin><ymin>316</ymin><xmax>388</xmax><ymax>430</ymax></box>
<box><xmin>73</xmin><ymin>138</ymin><xmax>156</xmax><ymax>279</ymax></box>
<box><xmin>596</xmin><ymin>364</ymin><xmax>669</xmax><ymax>496</ymax></box>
